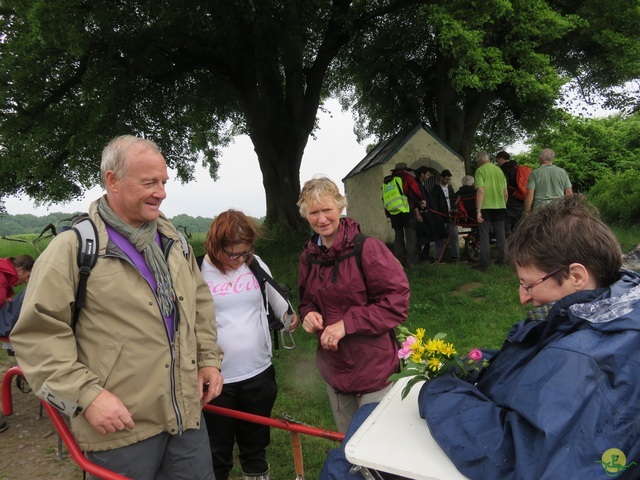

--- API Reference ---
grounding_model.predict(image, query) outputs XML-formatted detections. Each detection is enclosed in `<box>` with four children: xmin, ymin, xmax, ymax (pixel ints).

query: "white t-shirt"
<box><xmin>200</xmin><ymin>255</ymin><xmax>287</xmax><ymax>383</ymax></box>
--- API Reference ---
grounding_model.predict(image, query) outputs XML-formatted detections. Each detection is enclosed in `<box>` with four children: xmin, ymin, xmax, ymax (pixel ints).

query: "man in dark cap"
<box><xmin>382</xmin><ymin>162</ymin><xmax>426</xmax><ymax>267</ymax></box>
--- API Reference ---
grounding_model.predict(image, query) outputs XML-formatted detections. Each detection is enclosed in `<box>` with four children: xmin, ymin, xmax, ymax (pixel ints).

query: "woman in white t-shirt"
<box><xmin>200</xmin><ymin>210</ymin><xmax>299</xmax><ymax>480</ymax></box>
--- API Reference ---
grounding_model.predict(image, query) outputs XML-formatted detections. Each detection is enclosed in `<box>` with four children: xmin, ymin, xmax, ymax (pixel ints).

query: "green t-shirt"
<box><xmin>475</xmin><ymin>162</ymin><xmax>507</xmax><ymax>210</ymax></box>
<box><xmin>527</xmin><ymin>164</ymin><xmax>572</xmax><ymax>211</ymax></box>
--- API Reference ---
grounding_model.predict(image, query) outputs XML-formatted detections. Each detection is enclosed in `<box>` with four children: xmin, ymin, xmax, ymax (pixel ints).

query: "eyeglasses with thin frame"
<box><xmin>519</xmin><ymin>267</ymin><xmax>565</xmax><ymax>293</ymax></box>
<box><xmin>223</xmin><ymin>248</ymin><xmax>252</xmax><ymax>260</ymax></box>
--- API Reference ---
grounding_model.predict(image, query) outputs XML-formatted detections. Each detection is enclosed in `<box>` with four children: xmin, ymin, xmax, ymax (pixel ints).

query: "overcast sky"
<box><xmin>4</xmin><ymin>98</ymin><xmax>371</xmax><ymax>219</ymax></box>
<box><xmin>4</xmin><ymin>91</ymin><xmax>619</xmax><ymax>219</ymax></box>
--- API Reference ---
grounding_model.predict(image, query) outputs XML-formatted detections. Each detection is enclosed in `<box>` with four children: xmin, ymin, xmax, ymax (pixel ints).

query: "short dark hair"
<box><xmin>415</xmin><ymin>166</ymin><xmax>430</xmax><ymax>176</ymax></box>
<box><xmin>12</xmin><ymin>255</ymin><xmax>35</xmax><ymax>271</ymax></box>
<box><xmin>496</xmin><ymin>151</ymin><xmax>510</xmax><ymax>161</ymax></box>
<box><xmin>505</xmin><ymin>195</ymin><xmax>621</xmax><ymax>288</ymax></box>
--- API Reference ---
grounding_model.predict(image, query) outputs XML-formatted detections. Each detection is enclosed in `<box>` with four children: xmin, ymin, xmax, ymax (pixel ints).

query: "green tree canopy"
<box><xmin>515</xmin><ymin>111</ymin><xmax>640</xmax><ymax>193</ymax></box>
<box><xmin>337</xmin><ymin>0</ymin><xmax>640</xmax><ymax>171</ymax></box>
<box><xmin>0</xmin><ymin>0</ymin><xmax>420</xmax><ymax>231</ymax></box>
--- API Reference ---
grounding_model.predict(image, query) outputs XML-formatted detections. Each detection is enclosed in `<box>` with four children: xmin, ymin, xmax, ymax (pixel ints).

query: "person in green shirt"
<box><xmin>524</xmin><ymin>148</ymin><xmax>573</xmax><ymax>213</ymax></box>
<box><xmin>473</xmin><ymin>151</ymin><xmax>508</xmax><ymax>272</ymax></box>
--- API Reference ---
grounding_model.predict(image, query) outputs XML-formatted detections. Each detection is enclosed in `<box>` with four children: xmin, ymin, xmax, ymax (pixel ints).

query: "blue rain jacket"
<box><xmin>419</xmin><ymin>270</ymin><xmax>640</xmax><ymax>480</ymax></box>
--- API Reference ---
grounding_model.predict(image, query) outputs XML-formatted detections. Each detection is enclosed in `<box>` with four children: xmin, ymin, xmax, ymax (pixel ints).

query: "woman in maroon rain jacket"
<box><xmin>297</xmin><ymin>177</ymin><xmax>410</xmax><ymax>433</ymax></box>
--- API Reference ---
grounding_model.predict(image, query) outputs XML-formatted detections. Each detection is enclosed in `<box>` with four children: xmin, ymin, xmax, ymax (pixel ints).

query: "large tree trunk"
<box><xmin>430</xmin><ymin>87</ymin><xmax>494</xmax><ymax>173</ymax></box>
<box><xmin>250</xmin><ymin>128</ymin><xmax>309</xmax><ymax>233</ymax></box>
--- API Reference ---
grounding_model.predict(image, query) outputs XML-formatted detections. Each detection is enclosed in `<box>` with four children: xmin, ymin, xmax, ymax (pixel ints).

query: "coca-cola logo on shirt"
<box><xmin>208</xmin><ymin>272</ymin><xmax>259</xmax><ymax>296</ymax></box>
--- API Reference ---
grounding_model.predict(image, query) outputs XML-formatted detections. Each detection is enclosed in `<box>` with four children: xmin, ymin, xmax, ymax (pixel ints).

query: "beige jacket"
<box><xmin>11</xmin><ymin>201</ymin><xmax>223</xmax><ymax>451</ymax></box>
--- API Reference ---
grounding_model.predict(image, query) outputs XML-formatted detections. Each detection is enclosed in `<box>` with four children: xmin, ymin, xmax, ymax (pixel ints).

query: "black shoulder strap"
<box><xmin>352</xmin><ymin>232</ymin><xmax>366</xmax><ymax>273</ymax></box>
<box><xmin>72</xmin><ymin>217</ymin><xmax>99</xmax><ymax>332</ymax></box>
<box><xmin>306</xmin><ymin>233</ymin><xmax>367</xmax><ymax>282</ymax></box>
<box><xmin>247</xmin><ymin>257</ymin><xmax>293</xmax><ymax>315</ymax></box>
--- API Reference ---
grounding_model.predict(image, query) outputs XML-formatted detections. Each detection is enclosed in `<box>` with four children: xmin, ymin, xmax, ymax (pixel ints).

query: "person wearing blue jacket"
<box><xmin>419</xmin><ymin>194</ymin><xmax>640</xmax><ymax>479</ymax></box>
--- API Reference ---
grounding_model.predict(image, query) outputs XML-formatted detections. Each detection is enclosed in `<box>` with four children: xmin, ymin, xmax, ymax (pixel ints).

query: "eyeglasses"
<box><xmin>520</xmin><ymin>267</ymin><xmax>565</xmax><ymax>293</ymax></box>
<box><xmin>223</xmin><ymin>248</ymin><xmax>252</xmax><ymax>260</ymax></box>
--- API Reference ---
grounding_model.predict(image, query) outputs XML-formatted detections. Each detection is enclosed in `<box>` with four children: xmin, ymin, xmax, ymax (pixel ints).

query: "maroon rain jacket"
<box><xmin>298</xmin><ymin>218</ymin><xmax>410</xmax><ymax>394</ymax></box>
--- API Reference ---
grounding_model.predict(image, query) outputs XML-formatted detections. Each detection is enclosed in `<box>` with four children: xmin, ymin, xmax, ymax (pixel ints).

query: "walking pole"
<box><xmin>290</xmin><ymin>430</ymin><xmax>304</xmax><ymax>479</ymax></box>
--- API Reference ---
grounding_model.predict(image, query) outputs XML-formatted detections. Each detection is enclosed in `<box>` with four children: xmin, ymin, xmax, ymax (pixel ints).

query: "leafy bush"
<box><xmin>588</xmin><ymin>169</ymin><xmax>640</xmax><ymax>227</ymax></box>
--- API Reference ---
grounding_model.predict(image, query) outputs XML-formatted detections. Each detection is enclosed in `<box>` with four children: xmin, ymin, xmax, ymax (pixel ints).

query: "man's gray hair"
<box><xmin>475</xmin><ymin>151</ymin><xmax>490</xmax><ymax>164</ymax></box>
<box><xmin>539</xmin><ymin>148</ymin><xmax>555</xmax><ymax>164</ymax></box>
<box><xmin>100</xmin><ymin>135</ymin><xmax>162</xmax><ymax>188</ymax></box>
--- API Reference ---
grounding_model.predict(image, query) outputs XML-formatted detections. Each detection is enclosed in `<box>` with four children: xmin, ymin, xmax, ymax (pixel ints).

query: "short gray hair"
<box><xmin>475</xmin><ymin>151</ymin><xmax>490</xmax><ymax>164</ymax></box>
<box><xmin>539</xmin><ymin>148</ymin><xmax>555</xmax><ymax>164</ymax></box>
<box><xmin>100</xmin><ymin>135</ymin><xmax>162</xmax><ymax>188</ymax></box>
<box><xmin>461</xmin><ymin>175</ymin><xmax>475</xmax><ymax>187</ymax></box>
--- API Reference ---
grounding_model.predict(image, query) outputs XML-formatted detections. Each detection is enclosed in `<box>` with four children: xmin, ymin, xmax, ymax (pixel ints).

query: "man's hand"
<box><xmin>200</xmin><ymin>366</ymin><xmax>223</xmax><ymax>404</ymax></box>
<box><xmin>302</xmin><ymin>311</ymin><xmax>324</xmax><ymax>333</ymax></box>
<box><xmin>84</xmin><ymin>390</ymin><xmax>135</xmax><ymax>434</ymax></box>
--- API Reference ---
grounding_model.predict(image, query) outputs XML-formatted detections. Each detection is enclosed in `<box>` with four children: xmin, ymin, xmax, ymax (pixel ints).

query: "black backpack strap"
<box><xmin>247</xmin><ymin>257</ymin><xmax>293</xmax><ymax>315</ymax></box>
<box><xmin>247</xmin><ymin>257</ymin><xmax>294</xmax><ymax>350</ymax></box>
<box><xmin>306</xmin><ymin>233</ymin><xmax>367</xmax><ymax>283</ymax></box>
<box><xmin>352</xmin><ymin>232</ymin><xmax>366</xmax><ymax>273</ymax></box>
<box><xmin>72</xmin><ymin>217</ymin><xmax>99</xmax><ymax>333</ymax></box>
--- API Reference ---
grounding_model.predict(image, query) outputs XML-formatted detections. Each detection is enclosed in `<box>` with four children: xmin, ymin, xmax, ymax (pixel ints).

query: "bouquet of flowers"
<box><xmin>389</xmin><ymin>326</ymin><xmax>489</xmax><ymax>399</ymax></box>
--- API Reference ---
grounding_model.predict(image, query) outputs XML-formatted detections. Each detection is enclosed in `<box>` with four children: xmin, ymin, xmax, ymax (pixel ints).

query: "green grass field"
<box><xmin>1</xmin><ymin>224</ymin><xmax>638</xmax><ymax>478</ymax></box>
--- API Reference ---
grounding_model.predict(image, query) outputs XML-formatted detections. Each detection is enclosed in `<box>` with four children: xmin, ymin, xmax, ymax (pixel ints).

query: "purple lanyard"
<box><xmin>105</xmin><ymin>225</ymin><xmax>175</xmax><ymax>340</ymax></box>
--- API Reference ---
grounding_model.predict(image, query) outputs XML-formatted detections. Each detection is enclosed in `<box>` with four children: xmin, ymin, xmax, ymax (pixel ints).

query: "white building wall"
<box><xmin>344</xmin><ymin>127</ymin><xmax>465</xmax><ymax>244</ymax></box>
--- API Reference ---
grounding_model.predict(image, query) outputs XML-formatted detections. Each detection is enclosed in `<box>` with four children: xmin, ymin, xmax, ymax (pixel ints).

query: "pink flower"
<box><xmin>468</xmin><ymin>348</ymin><xmax>483</xmax><ymax>362</ymax></box>
<box><xmin>400</xmin><ymin>336</ymin><xmax>416</xmax><ymax>349</ymax></box>
<box><xmin>398</xmin><ymin>346</ymin><xmax>412</xmax><ymax>360</ymax></box>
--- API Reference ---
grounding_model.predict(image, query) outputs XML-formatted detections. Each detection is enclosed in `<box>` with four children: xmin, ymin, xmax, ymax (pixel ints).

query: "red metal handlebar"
<box><xmin>2</xmin><ymin>366</ymin><xmax>129</xmax><ymax>480</ymax></box>
<box><xmin>204</xmin><ymin>404</ymin><xmax>344</xmax><ymax>442</ymax></box>
<box><xmin>2</xmin><ymin>366</ymin><xmax>345</xmax><ymax>479</ymax></box>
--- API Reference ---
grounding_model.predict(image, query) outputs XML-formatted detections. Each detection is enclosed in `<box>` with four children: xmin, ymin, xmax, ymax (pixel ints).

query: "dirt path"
<box><xmin>1</xmin><ymin>356</ymin><xmax>82</xmax><ymax>480</ymax></box>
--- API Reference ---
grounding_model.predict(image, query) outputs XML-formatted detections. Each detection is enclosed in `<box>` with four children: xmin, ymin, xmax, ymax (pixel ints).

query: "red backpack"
<box><xmin>512</xmin><ymin>165</ymin><xmax>532</xmax><ymax>201</ymax></box>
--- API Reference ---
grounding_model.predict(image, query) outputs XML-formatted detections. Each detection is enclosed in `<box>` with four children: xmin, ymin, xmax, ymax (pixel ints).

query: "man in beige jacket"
<box><xmin>11</xmin><ymin>135</ymin><xmax>224</xmax><ymax>479</ymax></box>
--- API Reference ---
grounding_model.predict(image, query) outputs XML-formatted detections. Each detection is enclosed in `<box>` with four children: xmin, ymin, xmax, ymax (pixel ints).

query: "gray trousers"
<box><xmin>326</xmin><ymin>383</ymin><xmax>393</xmax><ymax>433</ymax></box>
<box><xmin>479</xmin><ymin>209</ymin><xmax>506</xmax><ymax>268</ymax></box>
<box><xmin>434</xmin><ymin>222</ymin><xmax>460</xmax><ymax>261</ymax></box>
<box><xmin>87</xmin><ymin>414</ymin><xmax>214</xmax><ymax>480</ymax></box>
<box><xmin>391</xmin><ymin>212</ymin><xmax>418</xmax><ymax>266</ymax></box>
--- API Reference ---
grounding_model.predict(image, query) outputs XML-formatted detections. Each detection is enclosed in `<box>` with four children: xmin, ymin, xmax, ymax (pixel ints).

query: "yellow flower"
<box><xmin>440</xmin><ymin>342</ymin><xmax>457</xmax><ymax>357</ymax></box>
<box><xmin>411</xmin><ymin>351</ymin><xmax>423</xmax><ymax>364</ymax></box>
<box><xmin>427</xmin><ymin>357</ymin><xmax>442</xmax><ymax>372</ymax></box>
<box><xmin>391</xmin><ymin>326</ymin><xmax>488</xmax><ymax>400</ymax></box>
<box><xmin>426</xmin><ymin>338</ymin><xmax>445</xmax><ymax>354</ymax></box>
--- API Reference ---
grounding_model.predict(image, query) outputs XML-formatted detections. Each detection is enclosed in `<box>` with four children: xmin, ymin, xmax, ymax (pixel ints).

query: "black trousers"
<box><xmin>204</xmin><ymin>365</ymin><xmax>277</xmax><ymax>479</ymax></box>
